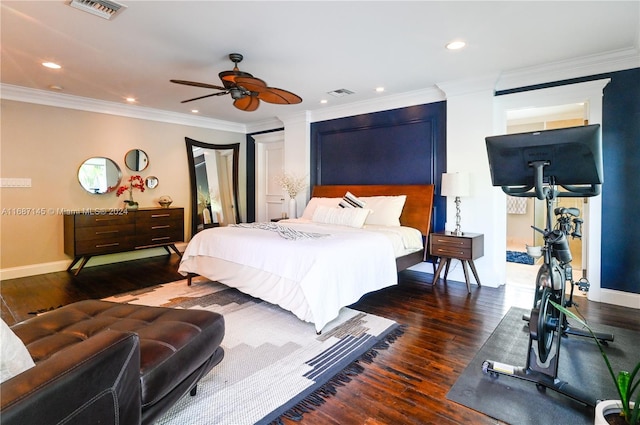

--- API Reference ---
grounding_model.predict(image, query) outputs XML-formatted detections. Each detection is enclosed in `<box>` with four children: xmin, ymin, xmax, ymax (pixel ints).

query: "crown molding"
<box><xmin>436</xmin><ymin>73</ymin><xmax>500</xmax><ymax>97</ymax></box>
<box><xmin>245</xmin><ymin>118</ymin><xmax>284</xmax><ymax>134</ymax></box>
<box><xmin>0</xmin><ymin>84</ymin><xmax>247</xmax><ymax>133</ymax></box>
<box><xmin>309</xmin><ymin>86</ymin><xmax>446</xmax><ymax>123</ymax></box>
<box><xmin>496</xmin><ymin>48</ymin><xmax>640</xmax><ymax>92</ymax></box>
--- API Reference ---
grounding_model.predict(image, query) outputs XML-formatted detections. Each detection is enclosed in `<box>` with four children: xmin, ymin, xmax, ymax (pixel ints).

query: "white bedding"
<box><xmin>179</xmin><ymin>220</ymin><xmax>422</xmax><ymax>332</ymax></box>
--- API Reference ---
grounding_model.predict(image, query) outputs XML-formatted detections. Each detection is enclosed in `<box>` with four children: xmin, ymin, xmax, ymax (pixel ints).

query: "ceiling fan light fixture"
<box><xmin>229</xmin><ymin>88</ymin><xmax>246</xmax><ymax>100</ymax></box>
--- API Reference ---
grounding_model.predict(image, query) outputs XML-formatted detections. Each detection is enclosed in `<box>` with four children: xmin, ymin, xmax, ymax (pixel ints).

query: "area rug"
<box><xmin>447</xmin><ymin>306</ymin><xmax>639</xmax><ymax>425</ymax></box>
<box><xmin>506</xmin><ymin>250</ymin><xmax>535</xmax><ymax>265</ymax></box>
<box><xmin>103</xmin><ymin>278</ymin><xmax>404</xmax><ymax>425</ymax></box>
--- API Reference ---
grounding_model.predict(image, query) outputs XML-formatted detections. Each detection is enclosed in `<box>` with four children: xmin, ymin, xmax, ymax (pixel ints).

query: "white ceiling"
<box><xmin>1</xmin><ymin>1</ymin><xmax>639</xmax><ymax>127</ymax></box>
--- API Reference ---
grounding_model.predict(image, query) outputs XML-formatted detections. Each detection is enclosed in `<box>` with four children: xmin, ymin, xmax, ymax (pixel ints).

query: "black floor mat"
<box><xmin>447</xmin><ymin>306</ymin><xmax>639</xmax><ymax>425</ymax></box>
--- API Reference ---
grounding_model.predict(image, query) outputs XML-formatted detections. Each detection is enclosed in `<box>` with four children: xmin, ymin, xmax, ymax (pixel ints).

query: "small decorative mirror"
<box><xmin>77</xmin><ymin>157</ymin><xmax>122</xmax><ymax>194</ymax></box>
<box><xmin>124</xmin><ymin>149</ymin><xmax>149</xmax><ymax>171</ymax></box>
<box><xmin>145</xmin><ymin>176</ymin><xmax>159</xmax><ymax>189</ymax></box>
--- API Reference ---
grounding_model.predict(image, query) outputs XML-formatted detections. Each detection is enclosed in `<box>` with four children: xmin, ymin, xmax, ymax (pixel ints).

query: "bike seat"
<box><xmin>554</xmin><ymin>207</ymin><xmax>580</xmax><ymax>217</ymax></box>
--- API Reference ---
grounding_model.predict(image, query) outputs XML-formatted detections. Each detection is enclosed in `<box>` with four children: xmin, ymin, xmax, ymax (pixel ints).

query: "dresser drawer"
<box><xmin>76</xmin><ymin>235</ymin><xmax>136</xmax><ymax>255</ymax></box>
<box><xmin>76</xmin><ymin>224</ymin><xmax>136</xmax><ymax>241</ymax></box>
<box><xmin>431</xmin><ymin>244</ymin><xmax>472</xmax><ymax>260</ymax></box>
<box><xmin>431</xmin><ymin>234</ymin><xmax>472</xmax><ymax>249</ymax></box>
<box><xmin>73</xmin><ymin>213</ymin><xmax>132</xmax><ymax>228</ymax></box>
<box><xmin>135</xmin><ymin>208</ymin><xmax>183</xmax><ymax>224</ymax></box>
<box><xmin>135</xmin><ymin>229</ymin><xmax>183</xmax><ymax>248</ymax></box>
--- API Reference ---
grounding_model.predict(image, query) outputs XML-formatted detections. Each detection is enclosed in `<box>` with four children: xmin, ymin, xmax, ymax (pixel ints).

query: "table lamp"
<box><xmin>441</xmin><ymin>172</ymin><xmax>470</xmax><ymax>236</ymax></box>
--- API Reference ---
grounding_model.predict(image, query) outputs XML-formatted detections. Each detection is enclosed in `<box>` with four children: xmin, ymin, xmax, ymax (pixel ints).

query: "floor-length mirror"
<box><xmin>185</xmin><ymin>138</ymin><xmax>240</xmax><ymax>236</ymax></box>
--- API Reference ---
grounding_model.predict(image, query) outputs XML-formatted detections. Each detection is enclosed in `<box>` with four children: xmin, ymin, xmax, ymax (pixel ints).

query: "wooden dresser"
<box><xmin>64</xmin><ymin>207</ymin><xmax>183</xmax><ymax>275</ymax></box>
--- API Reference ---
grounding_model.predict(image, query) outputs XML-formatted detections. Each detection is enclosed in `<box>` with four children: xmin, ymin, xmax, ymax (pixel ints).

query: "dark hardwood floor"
<box><xmin>1</xmin><ymin>255</ymin><xmax>638</xmax><ymax>424</ymax></box>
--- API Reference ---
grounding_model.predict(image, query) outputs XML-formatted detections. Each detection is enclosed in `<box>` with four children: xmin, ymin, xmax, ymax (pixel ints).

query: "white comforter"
<box><xmin>179</xmin><ymin>220</ymin><xmax>420</xmax><ymax>332</ymax></box>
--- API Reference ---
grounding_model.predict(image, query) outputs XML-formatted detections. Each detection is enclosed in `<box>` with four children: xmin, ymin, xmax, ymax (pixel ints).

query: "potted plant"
<box><xmin>549</xmin><ymin>300</ymin><xmax>639</xmax><ymax>425</ymax></box>
<box><xmin>116</xmin><ymin>175</ymin><xmax>145</xmax><ymax>210</ymax></box>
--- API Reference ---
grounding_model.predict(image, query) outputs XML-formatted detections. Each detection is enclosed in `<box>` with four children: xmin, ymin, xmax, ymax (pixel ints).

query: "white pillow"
<box><xmin>1</xmin><ymin>319</ymin><xmax>35</xmax><ymax>383</ymax></box>
<box><xmin>361</xmin><ymin>195</ymin><xmax>407</xmax><ymax>226</ymax></box>
<box><xmin>301</xmin><ymin>197</ymin><xmax>342</xmax><ymax>220</ymax></box>
<box><xmin>312</xmin><ymin>205</ymin><xmax>371</xmax><ymax>228</ymax></box>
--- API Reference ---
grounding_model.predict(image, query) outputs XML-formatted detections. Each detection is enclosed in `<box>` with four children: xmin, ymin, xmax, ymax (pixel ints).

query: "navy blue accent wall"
<box><xmin>310</xmin><ymin>102</ymin><xmax>447</xmax><ymax>233</ymax></box>
<box><xmin>496</xmin><ymin>68</ymin><xmax>640</xmax><ymax>294</ymax></box>
<box><xmin>601</xmin><ymin>68</ymin><xmax>640</xmax><ymax>293</ymax></box>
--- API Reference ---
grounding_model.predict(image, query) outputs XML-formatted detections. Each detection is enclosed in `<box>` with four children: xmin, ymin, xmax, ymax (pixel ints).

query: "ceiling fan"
<box><xmin>170</xmin><ymin>53</ymin><xmax>302</xmax><ymax>111</ymax></box>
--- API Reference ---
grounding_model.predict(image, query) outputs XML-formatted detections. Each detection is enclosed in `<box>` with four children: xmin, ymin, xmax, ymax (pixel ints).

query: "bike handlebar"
<box><xmin>500</xmin><ymin>160</ymin><xmax>601</xmax><ymax>200</ymax></box>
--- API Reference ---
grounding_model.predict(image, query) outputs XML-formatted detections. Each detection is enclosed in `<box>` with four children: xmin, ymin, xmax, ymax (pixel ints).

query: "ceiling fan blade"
<box><xmin>170</xmin><ymin>79</ymin><xmax>226</xmax><ymax>90</ymax></box>
<box><xmin>181</xmin><ymin>91</ymin><xmax>228</xmax><ymax>104</ymax></box>
<box><xmin>233</xmin><ymin>95</ymin><xmax>260</xmax><ymax>111</ymax></box>
<box><xmin>258</xmin><ymin>87</ymin><xmax>303</xmax><ymax>104</ymax></box>
<box><xmin>234</xmin><ymin>76</ymin><xmax>268</xmax><ymax>93</ymax></box>
<box><xmin>219</xmin><ymin>70</ymin><xmax>254</xmax><ymax>86</ymax></box>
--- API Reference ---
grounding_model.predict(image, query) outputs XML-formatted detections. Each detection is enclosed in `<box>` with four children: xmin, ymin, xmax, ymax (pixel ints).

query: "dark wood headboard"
<box><xmin>311</xmin><ymin>184</ymin><xmax>435</xmax><ymax>236</ymax></box>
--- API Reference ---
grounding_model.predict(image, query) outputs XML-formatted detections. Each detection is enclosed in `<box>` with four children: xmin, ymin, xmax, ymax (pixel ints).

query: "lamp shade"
<box><xmin>441</xmin><ymin>172</ymin><xmax>470</xmax><ymax>197</ymax></box>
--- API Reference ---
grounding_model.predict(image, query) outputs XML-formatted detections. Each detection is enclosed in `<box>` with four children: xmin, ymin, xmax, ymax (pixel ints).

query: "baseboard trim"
<box><xmin>598</xmin><ymin>288</ymin><xmax>640</xmax><ymax>310</ymax></box>
<box><xmin>0</xmin><ymin>243</ymin><xmax>187</xmax><ymax>280</ymax></box>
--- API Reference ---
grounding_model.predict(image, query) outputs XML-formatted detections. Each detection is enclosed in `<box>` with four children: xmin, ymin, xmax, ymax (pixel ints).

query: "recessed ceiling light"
<box><xmin>320</xmin><ymin>99</ymin><xmax>328</xmax><ymax>104</ymax></box>
<box><xmin>42</xmin><ymin>62</ymin><xmax>61</xmax><ymax>69</ymax></box>
<box><xmin>446</xmin><ymin>40</ymin><xmax>466</xmax><ymax>50</ymax></box>
<box><xmin>125</xmin><ymin>97</ymin><xmax>136</xmax><ymax>103</ymax></box>
<box><xmin>375</xmin><ymin>87</ymin><xmax>385</xmax><ymax>93</ymax></box>
<box><xmin>48</xmin><ymin>85</ymin><xmax>63</xmax><ymax>91</ymax></box>
<box><xmin>191</xmin><ymin>109</ymin><xmax>199</xmax><ymax>113</ymax></box>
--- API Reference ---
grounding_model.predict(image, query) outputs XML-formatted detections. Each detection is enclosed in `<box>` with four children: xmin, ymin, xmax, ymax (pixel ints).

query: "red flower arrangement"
<box><xmin>116</xmin><ymin>175</ymin><xmax>145</xmax><ymax>205</ymax></box>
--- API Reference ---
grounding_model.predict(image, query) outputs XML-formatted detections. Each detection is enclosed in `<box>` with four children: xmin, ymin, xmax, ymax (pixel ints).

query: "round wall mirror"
<box><xmin>124</xmin><ymin>149</ymin><xmax>149</xmax><ymax>171</ymax></box>
<box><xmin>146</xmin><ymin>176</ymin><xmax>159</xmax><ymax>189</ymax></box>
<box><xmin>78</xmin><ymin>157</ymin><xmax>122</xmax><ymax>194</ymax></box>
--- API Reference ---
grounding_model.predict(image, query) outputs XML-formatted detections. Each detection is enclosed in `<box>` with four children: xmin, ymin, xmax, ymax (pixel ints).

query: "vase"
<box><xmin>125</xmin><ymin>200</ymin><xmax>139</xmax><ymax>210</ymax></box>
<box><xmin>288</xmin><ymin>198</ymin><xmax>297</xmax><ymax>219</ymax></box>
<box><xmin>594</xmin><ymin>400</ymin><xmax>635</xmax><ymax>425</ymax></box>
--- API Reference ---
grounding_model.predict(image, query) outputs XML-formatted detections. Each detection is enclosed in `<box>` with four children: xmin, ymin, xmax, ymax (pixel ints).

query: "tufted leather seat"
<box><xmin>3</xmin><ymin>299</ymin><xmax>225</xmax><ymax>425</ymax></box>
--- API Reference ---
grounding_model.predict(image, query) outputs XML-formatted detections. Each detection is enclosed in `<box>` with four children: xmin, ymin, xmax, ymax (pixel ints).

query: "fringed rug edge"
<box><xmin>264</xmin><ymin>323</ymin><xmax>407</xmax><ymax>425</ymax></box>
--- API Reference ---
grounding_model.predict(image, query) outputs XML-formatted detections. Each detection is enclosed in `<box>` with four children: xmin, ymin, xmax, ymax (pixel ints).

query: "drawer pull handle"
<box><xmin>95</xmin><ymin>230</ymin><xmax>118</xmax><ymax>235</ymax></box>
<box><xmin>96</xmin><ymin>242</ymin><xmax>119</xmax><ymax>248</ymax></box>
<box><xmin>151</xmin><ymin>214</ymin><xmax>171</xmax><ymax>218</ymax></box>
<box><xmin>436</xmin><ymin>238</ymin><xmax>464</xmax><ymax>245</ymax></box>
<box><xmin>94</xmin><ymin>218</ymin><xmax>118</xmax><ymax>222</ymax></box>
<box><xmin>437</xmin><ymin>249</ymin><xmax>464</xmax><ymax>255</ymax></box>
<box><xmin>152</xmin><ymin>237</ymin><xmax>171</xmax><ymax>242</ymax></box>
<box><xmin>152</xmin><ymin>225</ymin><xmax>170</xmax><ymax>230</ymax></box>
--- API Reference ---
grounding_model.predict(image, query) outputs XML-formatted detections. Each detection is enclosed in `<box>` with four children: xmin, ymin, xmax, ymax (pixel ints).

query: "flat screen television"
<box><xmin>485</xmin><ymin>124</ymin><xmax>603</xmax><ymax>188</ymax></box>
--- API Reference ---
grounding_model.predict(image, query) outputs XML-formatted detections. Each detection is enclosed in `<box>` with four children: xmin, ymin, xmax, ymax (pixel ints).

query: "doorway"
<box><xmin>254</xmin><ymin>131</ymin><xmax>285</xmax><ymax>222</ymax></box>
<box><xmin>505</xmin><ymin>103</ymin><xmax>588</xmax><ymax>289</ymax></box>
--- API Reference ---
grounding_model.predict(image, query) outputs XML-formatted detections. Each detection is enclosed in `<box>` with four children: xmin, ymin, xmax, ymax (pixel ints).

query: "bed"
<box><xmin>179</xmin><ymin>184</ymin><xmax>434</xmax><ymax>332</ymax></box>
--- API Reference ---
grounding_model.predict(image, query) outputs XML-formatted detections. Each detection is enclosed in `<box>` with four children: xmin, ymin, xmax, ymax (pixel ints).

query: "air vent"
<box><xmin>327</xmin><ymin>89</ymin><xmax>355</xmax><ymax>98</ymax></box>
<box><xmin>69</xmin><ymin>0</ymin><xmax>126</xmax><ymax>20</ymax></box>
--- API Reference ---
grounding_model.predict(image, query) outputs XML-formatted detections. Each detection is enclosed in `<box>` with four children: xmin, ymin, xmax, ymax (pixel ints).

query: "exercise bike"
<box><xmin>481</xmin><ymin>159</ymin><xmax>613</xmax><ymax>408</ymax></box>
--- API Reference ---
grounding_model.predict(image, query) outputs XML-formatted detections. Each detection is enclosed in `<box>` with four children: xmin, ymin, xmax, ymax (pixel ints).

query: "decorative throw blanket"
<box><xmin>230</xmin><ymin>222</ymin><xmax>330</xmax><ymax>240</ymax></box>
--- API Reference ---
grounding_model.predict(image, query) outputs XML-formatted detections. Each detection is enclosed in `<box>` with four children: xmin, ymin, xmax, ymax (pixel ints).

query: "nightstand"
<box><xmin>429</xmin><ymin>231</ymin><xmax>484</xmax><ymax>293</ymax></box>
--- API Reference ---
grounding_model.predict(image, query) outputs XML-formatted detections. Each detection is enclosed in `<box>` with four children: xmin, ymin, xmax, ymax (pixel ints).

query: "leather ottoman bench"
<box><xmin>2</xmin><ymin>299</ymin><xmax>225</xmax><ymax>425</ymax></box>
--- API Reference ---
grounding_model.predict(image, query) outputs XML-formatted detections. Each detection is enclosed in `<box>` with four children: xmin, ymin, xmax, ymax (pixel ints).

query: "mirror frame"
<box><xmin>77</xmin><ymin>156</ymin><xmax>122</xmax><ymax>194</ymax></box>
<box><xmin>145</xmin><ymin>176</ymin><xmax>159</xmax><ymax>189</ymax></box>
<box><xmin>124</xmin><ymin>149</ymin><xmax>149</xmax><ymax>171</ymax></box>
<box><xmin>185</xmin><ymin>137</ymin><xmax>240</xmax><ymax>236</ymax></box>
